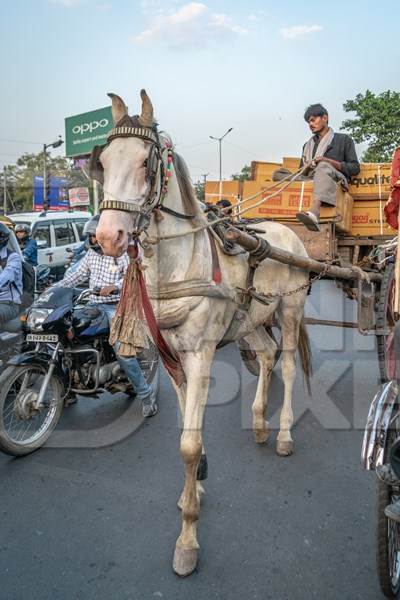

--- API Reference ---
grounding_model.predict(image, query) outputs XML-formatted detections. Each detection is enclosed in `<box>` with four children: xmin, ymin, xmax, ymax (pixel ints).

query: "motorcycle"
<box><xmin>0</xmin><ymin>286</ymin><xmax>158</xmax><ymax>456</ymax></box>
<box><xmin>0</xmin><ymin>264</ymin><xmax>54</xmax><ymax>371</ymax></box>
<box><xmin>362</xmin><ymin>378</ymin><xmax>400</xmax><ymax>598</ymax></box>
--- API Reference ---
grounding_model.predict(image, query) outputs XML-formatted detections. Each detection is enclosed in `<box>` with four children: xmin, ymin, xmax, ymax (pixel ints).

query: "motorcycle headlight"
<box><xmin>27</xmin><ymin>308</ymin><xmax>54</xmax><ymax>332</ymax></box>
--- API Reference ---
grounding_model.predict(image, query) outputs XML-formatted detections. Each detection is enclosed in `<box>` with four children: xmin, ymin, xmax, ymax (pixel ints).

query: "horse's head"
<box><xmin>95</xmin><ymin>90</ymin><xmax>164</xmax><ymax>257</ymax></box>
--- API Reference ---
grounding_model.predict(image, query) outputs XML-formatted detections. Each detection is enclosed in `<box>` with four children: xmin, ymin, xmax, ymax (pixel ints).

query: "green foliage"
<box><xmin>341</xmin><ymin>90</ymin><xmax>400</xmax><ymax>162</ymax></box>
<box><xmin>3</xmin><ymin>152</ymin><xmax>72</xmax><ymax>211</ymax></box>
<box><xmin>194</xmin><ymin>180</ymin><xmax>205</xmax><ymax>202</ymax></box>
<box><xmin>231</xmin><ymin>164</ymin><xmax>251</xmax><ymax>181</ymax></box>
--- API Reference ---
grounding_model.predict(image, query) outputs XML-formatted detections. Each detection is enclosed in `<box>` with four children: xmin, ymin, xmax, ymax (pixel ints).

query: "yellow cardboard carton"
<box><xmin>351</xmin><ymin>200</ymin><xmax>396</xmax><ymax>236</ymax></box>
<box><xmin>349</xmin><ymin>163</ymin><xmax>391</xmax><ymax>200</ymax></box>
<box><xmin>250</xmin><ymin>161</ymin><xmax>282</xmax><ymax>183</ymax></box>
<box><xmin>205</xmin><ymin>180</ymin><xmax>240</xmax><ymax>204</ymax></box>
<box><xmin>282</xmin><ymin>157</ymin><xmax>301</xmax><ymax>172</ymax></box>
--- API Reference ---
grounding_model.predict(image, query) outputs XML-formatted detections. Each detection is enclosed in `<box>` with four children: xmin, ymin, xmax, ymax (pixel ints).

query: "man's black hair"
<box><xmin>216</xmin><ymin>198</ymin><xmax>233</xmax><ymax>215</ymax></box>
<box><xmin>303</xmin><ymin>103</ymin><xmax>328</xmax><ymax>122</ymax></box>
<box><xmin>216</xmin><ymin>199</ymin><xmax>232</xmax><ymax>209</ymax></box>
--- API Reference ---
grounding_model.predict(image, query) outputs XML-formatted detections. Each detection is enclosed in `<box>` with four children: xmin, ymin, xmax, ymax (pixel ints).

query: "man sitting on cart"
<box><xmin>274</xmin><ymin>103</ymin><xmax>360</xmax><ymax>232</ymax></box>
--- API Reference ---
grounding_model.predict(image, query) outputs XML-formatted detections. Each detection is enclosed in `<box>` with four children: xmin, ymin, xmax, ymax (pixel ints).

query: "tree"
<box><xmin>341</xmin><ymin>90</ymin><xmax>400</xmax><ymax>162</ymax></box>
<box><xmin>231</xmin><ymin>164</ymin><xmax>251</xmax><ymax>181</ymax></box>
<box><xmin>3</xmin><ymin>151</ymin><xmax>72</xmax><ymax>211</ymax></box>
<box><xmin>194</xmin><ymin>180</ymin><xmax>205</xmax><ymax>202</ymax></box>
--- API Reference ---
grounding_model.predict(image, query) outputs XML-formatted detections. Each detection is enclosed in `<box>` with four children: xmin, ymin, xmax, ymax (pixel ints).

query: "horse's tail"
<box><xmin>298</xmin><ymin>317</ymin><xmax>312</xmax><ymax>395</ymax></box>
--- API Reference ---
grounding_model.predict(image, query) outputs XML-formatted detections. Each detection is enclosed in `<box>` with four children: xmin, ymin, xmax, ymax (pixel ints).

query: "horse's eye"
<box><xmin>143</xmin><ymin>159</ymin><xmax>148</xmax><ymax>168</ymax></box>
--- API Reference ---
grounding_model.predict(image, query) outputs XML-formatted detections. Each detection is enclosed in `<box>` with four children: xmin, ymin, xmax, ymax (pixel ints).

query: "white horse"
<box><xmin>96</xmin><ymin>90</ymin><xmax>312</xmax><ymax>577</ymax></box>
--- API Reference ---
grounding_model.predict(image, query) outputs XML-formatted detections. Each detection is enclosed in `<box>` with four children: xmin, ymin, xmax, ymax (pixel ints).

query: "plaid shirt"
<box><xmin>54</xmin><ymin>249</ymin><xmax>129</xmax><ymax>304</ymax></box>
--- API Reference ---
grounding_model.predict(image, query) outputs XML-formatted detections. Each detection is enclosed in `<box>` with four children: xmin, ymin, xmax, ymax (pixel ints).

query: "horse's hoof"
<box><xmin>276</xmin><ymin>440</ymin><xmax>293</xmax><ymax>456</ymax></box>
<box><xmin>254</xmin><ymin>428</ymin><xmax>270</xmax><ymax>444</ymax></box>
<box><xmin>173</xmin><ymin>546</ymin><xmax>198</xmax><ymax>577</ymax></box>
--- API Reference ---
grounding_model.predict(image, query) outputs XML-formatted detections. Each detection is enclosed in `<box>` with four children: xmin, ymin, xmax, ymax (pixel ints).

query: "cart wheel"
<box><xmin>239</xmin><ymin>325</ymin><xmax>282</xmax><ymax>377</ymax></box>
<box><xmin>377</xmin><ymin>263</ymin><xmax>397</xmax><ymax>382</ymax></box>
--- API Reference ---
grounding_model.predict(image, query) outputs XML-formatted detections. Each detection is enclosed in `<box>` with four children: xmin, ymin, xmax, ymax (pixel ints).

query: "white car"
<box><xmin>11</xmin><ymin>211</ymin><xmax>91</xmax><ymax>273</ymax></box>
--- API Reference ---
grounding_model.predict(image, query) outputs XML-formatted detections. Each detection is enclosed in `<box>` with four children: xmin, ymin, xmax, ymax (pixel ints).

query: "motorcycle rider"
<box><xmin>0</xmin><ymin>222</ymin><xmax>23</xmax><ymax>327</ymax></box>
<box><xmin>15</xmin><ymin>224</ymin><xmax>38</xmax><ymax>267</ymax></box>
<box><xmin>52</xmin><ymin>215</ymin><xmax>158</xmax><ymax>417</ymax></box>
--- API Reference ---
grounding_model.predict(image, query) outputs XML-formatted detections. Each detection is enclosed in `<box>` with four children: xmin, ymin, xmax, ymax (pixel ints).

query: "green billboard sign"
<box><xmin>65</xmin><ymin>106</ymin><xmax>113</xmax><ymax>157</ymax></box>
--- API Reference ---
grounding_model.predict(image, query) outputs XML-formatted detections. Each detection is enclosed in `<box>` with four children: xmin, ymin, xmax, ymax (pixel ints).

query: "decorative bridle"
<box><xmin>89</xmin><ymin>116</ymin><xmax>174</xmax><ymax>234</ymax></box>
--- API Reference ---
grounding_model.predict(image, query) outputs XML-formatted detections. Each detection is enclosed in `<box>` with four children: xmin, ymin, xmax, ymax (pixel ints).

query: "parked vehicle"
<box><xmin>10</xmin><ymin>211</ymin><xmax>91</xmax><ymax>279</ymax></box>
<box><xmin>0</xmin><ymin>286</ymin><xmax>158</xmax><ymax>456</ymax></box>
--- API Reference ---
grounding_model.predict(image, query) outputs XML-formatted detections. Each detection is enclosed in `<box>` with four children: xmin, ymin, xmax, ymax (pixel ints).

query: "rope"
<box><xmin>146</xmin><ymin>162</ymin><xmax>312</xmax><ymax>244</ymax></box>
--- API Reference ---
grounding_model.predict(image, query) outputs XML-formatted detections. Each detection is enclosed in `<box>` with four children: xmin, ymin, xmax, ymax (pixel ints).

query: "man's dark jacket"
<box><xmin>300</xmin><ymin>132</ymin><xmax>360</xmax><ymax>180</ymax></box>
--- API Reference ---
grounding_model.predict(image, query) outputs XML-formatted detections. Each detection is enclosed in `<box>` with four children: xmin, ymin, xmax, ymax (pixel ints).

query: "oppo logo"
<box><xmin>72</xmin><ymin>118</ymin><xmax>109</xmax><ymax>135</ymax></box>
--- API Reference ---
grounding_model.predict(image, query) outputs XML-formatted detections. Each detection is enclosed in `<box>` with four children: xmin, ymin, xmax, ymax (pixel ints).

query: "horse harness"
<box><xmin>89</xmin><ymin>115</ymin><xmax>167</xmax><ymax>233</ymax></box>
<box><xmin>89</xmin><ymin>117</ymin><xmax>307</xmax><ymax>345</ymax></box>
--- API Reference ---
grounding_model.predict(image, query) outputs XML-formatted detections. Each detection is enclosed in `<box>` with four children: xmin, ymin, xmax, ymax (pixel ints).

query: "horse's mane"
<box><xmin>172</xmin><ymin>152</ymin><xmax>203</xmax><ymax>217</ymax></box>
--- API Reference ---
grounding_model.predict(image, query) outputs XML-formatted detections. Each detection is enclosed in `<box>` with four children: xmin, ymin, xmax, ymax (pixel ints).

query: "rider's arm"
<box><xmin>0</xmin><ymin>252</ymin><xmax>22</xmax><ymax>287</ymax></box>
<box><xmin>53</xmin><ymin>252</ymin><xmax>91</xmax><ymax>288</ymax></box>
<box><xmin>22</xmin><ymin>239</ymin><xmax>38</xmax><ymax>266</ymax></box>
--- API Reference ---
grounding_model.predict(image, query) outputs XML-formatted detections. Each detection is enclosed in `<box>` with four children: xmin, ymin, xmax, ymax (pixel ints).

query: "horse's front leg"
<box><xmin>173</xmin><ymin>351</ymin><xmax>212</xmax><ymax>577</ymax></box>
<box><xmin>172</xmin><ymin>381</ymin><xmax>206</xmax><ymax>511</ymax></box>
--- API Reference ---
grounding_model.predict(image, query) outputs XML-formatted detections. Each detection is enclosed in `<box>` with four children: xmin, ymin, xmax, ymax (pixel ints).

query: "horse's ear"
<box><xmin>107</xmin><ymin>93</ymin><xmax>128</xmax><ymax>125</ymax></box>
<box><xmin>138</xmin><ymin>89</ymin><xmax>154</xmax><ymax>128</ymax></box>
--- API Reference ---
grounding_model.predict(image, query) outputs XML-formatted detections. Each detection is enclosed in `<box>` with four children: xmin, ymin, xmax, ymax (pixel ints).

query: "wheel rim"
<box><xmin>388</xmin><ymin>491</ymin><xmax>400</xmax><ymax>592</ymax></box>
<box><xmin>1</xmin><ymin>366</ymin><xmax>59</xmax><ymax>447</ymax></box>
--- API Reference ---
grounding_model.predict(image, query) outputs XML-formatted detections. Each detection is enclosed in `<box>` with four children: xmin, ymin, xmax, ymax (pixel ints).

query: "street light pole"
<box><xmin>210</xmin><ymin>128</ymin><xmax>233</xmax><ymax>201</ymax></box>
<box><xmin>43</xmin><ymin>143</ymin><xmax>47</xmax><ymax>209</ymax></box>
<box><xmin>43</xmin><ymin>136</ymin><xmax>64</xmax><ymax>211</ymax></box>
<box><xmin>3</xmin><ymin>166</ymin><xmax>7</xmax><ymax>215</ymax></box>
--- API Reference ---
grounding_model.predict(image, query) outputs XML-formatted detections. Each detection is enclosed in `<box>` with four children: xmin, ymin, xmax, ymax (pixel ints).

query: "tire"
<box><xmin>377</xmin><ymin>477</ymin><xmax>400</xmax><ymax>598</ymax></box>
<box><xmin>0</xmin><ymin>364</ymin><xmax>63</xmax><ymax>457</ymax></box>
<box><xmin>239</xmin><ymin>325</ymin><xmax>282</xmax><ymax>377</ymax></box>
<box><xmin>377</xmin><ymin>263</ymin><xmax>397</xmax><ymax>382</ymax></box>
<box><xmin>376</xmin><ymin>410</ymin><xmax>400</xmax><ymax>599</ymax></box>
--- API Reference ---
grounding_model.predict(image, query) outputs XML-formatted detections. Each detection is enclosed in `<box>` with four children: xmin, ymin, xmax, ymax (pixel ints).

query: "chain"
<box><xmin>238</xmin><ymin>263</ymin><xmax>332</xmax><ymax>304</ymax></box>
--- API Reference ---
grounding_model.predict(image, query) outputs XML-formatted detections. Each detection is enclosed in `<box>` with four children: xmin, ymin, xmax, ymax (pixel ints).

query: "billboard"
<box><xmin>33</xmin><ymin>176</ymin><xmax>69</xmax><ymax>211</ymax></box>
<box><xmin>65</xmin><ymin>106</ymin><xmax>113</xmax><ymax>158</ymax></box>
<box><xmin>69</xmin><ymin>187</ymin><xmax>90</xmax><ymax>208</ymax></box>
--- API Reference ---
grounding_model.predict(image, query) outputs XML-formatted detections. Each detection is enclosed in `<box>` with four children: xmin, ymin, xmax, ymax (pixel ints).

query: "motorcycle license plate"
<box><xmin>26</xmin><ymin>334</ymin><xmax>59</xmax><ymax>343</ymax></box>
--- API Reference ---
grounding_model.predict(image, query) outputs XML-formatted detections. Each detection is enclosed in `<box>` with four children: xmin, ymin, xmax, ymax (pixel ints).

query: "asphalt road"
<box><xmin>0</xmin><ymin>281</ymin><xmax>387</xmax><ymax>599</ymax></box>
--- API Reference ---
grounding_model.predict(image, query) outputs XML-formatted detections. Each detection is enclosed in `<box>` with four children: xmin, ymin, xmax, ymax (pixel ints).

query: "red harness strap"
<box><xmin>138</xmin><ymin>267</ymin><xmax>186</xmax><ymax>388</ymax></box>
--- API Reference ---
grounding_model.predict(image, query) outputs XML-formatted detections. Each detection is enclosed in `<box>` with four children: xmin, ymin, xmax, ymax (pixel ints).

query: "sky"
<box><xmin>0</xmin><ymin>0</ymin><xmax>399</xmax><ymax>183</ymax></box>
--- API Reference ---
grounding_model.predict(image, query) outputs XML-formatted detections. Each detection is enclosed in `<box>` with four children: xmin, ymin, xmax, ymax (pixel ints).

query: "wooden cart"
<box><xmin>206</xmin><ymin>159</ymin><xmax>398</xmax><ymax>382</ymax></box>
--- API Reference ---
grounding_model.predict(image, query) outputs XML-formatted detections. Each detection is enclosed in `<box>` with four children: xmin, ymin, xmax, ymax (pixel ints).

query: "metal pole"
<box><xmin>219</xmin><ymin>139</ymin><xmax>222</xmax><ymax>201</ymax></box>
<box><xmin>43</xmin><ymin>143</ymin><xmax>47</xmax><ymax>206</ymax></box>
<box><xmin>3</xmin><ymin>166</ymin><xmax>7</xmax><ymax>215</ymax></box>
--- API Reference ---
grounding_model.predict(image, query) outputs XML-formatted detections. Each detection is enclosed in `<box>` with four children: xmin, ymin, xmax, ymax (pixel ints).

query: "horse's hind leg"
<box><xmin>276</xmin><ymin>302</ymin><xmax>302</xmax><ymax>457</ymax></box>
<box><xmin>245</xmin><ymin>327</ymin><xmax>277</xmax><ymax>444</ymax></box>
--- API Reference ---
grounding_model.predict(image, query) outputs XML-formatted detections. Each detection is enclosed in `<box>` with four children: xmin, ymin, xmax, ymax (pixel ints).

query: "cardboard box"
<box><xmin>349</xmin><ymin>163</ymin><xmax>391</xmax><ymax>200</ymax></box>
<box><xmin>235</xmin><ymin>181</ymin><xmax>352</xmax><ymax>234</ymax></box>
<box><xmin>250</xmin><ymin>161</ymin><xmax>282</xmax><ymax>183</ymax></box>
<box><xmin>282</xmin><ymin>157</ymin><xmax>301</xmax><ymax>172</ymax></box>
<box><xmin>351</xmin><ymin>200</ymin><xmax>396</xmax><ymax>236</ymax></box>
<box><xmin>205</xmin><ymin>180</ymin><xmax>240</xmax><ymax>204</ymax></box>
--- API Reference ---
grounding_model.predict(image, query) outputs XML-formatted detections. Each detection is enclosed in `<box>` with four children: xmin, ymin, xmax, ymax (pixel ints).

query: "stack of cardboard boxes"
<box><xmin>205</xmin><ymin>159</ymin><xmax>395</xmax><ymax>237</ymax></box>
